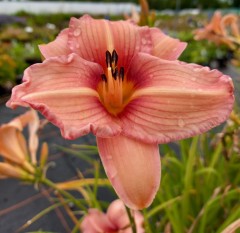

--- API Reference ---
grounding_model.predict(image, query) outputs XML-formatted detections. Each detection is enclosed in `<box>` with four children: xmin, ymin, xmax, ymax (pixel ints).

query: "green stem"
<box><xmin>41</xmin><ymin>178</ymin><xmax>87</xmax><ymax>211</ymax></box>
<box><xmin>125</xmin><ymin>206</ymin><xmax>137</xmax><ymax>233</ymax></box>
<box><xmin>143</xmin><ymin>209</ymin><xmax>153</xmax><ymax>233</ymax></box>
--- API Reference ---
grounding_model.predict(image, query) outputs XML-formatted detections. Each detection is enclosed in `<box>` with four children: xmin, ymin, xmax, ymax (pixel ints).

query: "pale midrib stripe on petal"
<box><xmin>130</xmin><ymin>97</ymin><xmax>230</xmax><ymax>112</ymax></box>
<box><xmin>104</xmin><ymin>20</ymin><xmax>114</xmax><ymax>52</ymax></box>
<box><xmin>132</xmin><ymin>87</ymin><xmax>230</xmax><ymax>99</ymax></box>
<box><xmin>21</xmin><ymin>88</ymin><xmax>99</xmax><ymax>100</ymax></box>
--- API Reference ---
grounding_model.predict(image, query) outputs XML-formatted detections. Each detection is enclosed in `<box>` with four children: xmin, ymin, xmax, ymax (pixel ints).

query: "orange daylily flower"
<box><xmin>0</xmin><ymin>110</ymin><xmax>39</xmax><ymax>179</ymax></box>
<box><xmin>194</xmin><ymin>11</ymin><xmax>240</xmax><ymax>49</ymax></box>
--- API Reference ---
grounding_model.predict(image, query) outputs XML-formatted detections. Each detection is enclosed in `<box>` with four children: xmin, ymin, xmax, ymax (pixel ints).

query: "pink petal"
<box><xmin>110</xmin><ymin>21</ymin><xmax>152</xmax><ymax>70</ymax></box>
<box><xmin>121</xmin><ymin>53</ymin><xmax>234</xmax><ymax>144</ymax></box>
<box><xmin>68</xmin><ymin>15</ymin><xmax>152</xmax><ymax>70</ymax></box>
<box><xmin>81</xmin><ymin>209</ymin><xmax>116</xmax><ymax>233</ymax></box>
<box><xmin>28</xmin><ymin>110</ymin><xmax>39</xmax><ymax>164</ymax></box>
<box><xmin>39</xmin><ymin>28</ymin><xmax>71</xmax><ymax>59</ymax></box>
<box><xmin>107</xmin><ymin>199</ymin><xmax>144</xmax><ymax>232</ymax></box>
<box><xmin>7</xmin><ymin>54</ymin><xmax>121</xmax><ymax>139</ymax></box>
<box><xmin>97</xmin><ymin>135</ymin><xmax>161</xmax><ymax>210</ymax></box>
<box><xmin>150</xmin><ymin>28</ymin><xmax>187</xmax><ymax>60</ymax></box>
<box><xmin>107</xmin><ymin>199</ymin><xmax>130</xmax><ymax>229</ymax></box>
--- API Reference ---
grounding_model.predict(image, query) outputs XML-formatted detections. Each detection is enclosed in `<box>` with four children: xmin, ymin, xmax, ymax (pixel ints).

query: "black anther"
<box><xmin>113</xmin><ymin>68</ymin><xmax>118</xmax><ymax>80</ymax></box>
<box><xmin>101</xmin><ymin>74</ymin><xmax>107</xmax><ymax>82</ymax></box>
<box><xmin>119</xmin><ymin>67</ymin><xmax>124</xmax><ymax>81</ymax></box>
<box><xmin>111</xmin><ymin>50</ymin><xmax>118</xmax><ymax>66</ymax></box>
<box><xmin>106</xmin><ymin>50</ymin><xmax>112</xmax><ymax>67</ymax></box>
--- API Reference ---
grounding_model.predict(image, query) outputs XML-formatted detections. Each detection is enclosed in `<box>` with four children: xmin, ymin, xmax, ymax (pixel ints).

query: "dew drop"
<box><xmin>67</xmin><ymin>56</ymin><xmax>73</xmax><ymax>63</ymax></box>
<box><xmin>106</xmin><ymin>155</ymin><xmax>113</xmax><ymax>160</ymax></box>
<box><xmin>178</xmin><ymin>119</ymin><xmax>185</xmax><ymax>128</ymax></box>
<box><xmin>73</xmin><ymin>28</ymin><xmax>81</xmax><ymax>37</ymax></box>
<box><xmin>27</xmin><ymin>220</ymin><xmax>32</xmax><ymax>225</ymax></box>
<box><xmin>110</xmin><ymin>170</ymin><xmax>118</xmax><ymax>179</ymax></box>
<box><xmin>191</xmin><ymin>77</ymin><xmax>196</xmax><ymax>81</ymax></box>
<box><xmin>76</xmin><ymin>43</ymin><xmax>80</xmax><ymax>49</ymax></box>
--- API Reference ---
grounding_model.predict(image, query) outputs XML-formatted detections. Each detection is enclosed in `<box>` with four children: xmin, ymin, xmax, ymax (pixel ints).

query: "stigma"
<box><xmin>98</xmin><ymin>50</ymin><xmax>133</xmax><ymax>116</ymax></box>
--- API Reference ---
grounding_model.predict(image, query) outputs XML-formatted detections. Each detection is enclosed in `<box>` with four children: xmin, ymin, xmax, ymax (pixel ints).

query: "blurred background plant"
<box><xmin>193</xmin><ymin>11</ymin><xmax>240</xmax><ymax>67</ymax></box>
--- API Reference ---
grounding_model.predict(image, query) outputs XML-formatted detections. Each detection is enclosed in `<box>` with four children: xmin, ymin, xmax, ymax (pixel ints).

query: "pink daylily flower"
<box><xmin>81</xmin><ymin>199</ymin><xmax>144</xmax><ymax>233</ymax></box>
<box><xmin>7</xmin><ymin>15</ymin><xmax>234</xmax><ymax>209</ymax></box>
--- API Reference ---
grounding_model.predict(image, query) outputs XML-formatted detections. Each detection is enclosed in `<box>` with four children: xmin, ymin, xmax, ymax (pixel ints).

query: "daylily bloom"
<box><xmin>0</xmin><ymin>163</ymin><xmax>29</xmax><ymax>179</ymax></box>
<box><xmin>194</xmin><ymin>11</ymin><xmax>240</xmax><ymax>49</ymax></box>
<box><xmin>7</xmin><ymin>15</ymin><xmax>234</xmax><ymax>209</ymax></box>
<box><xmin>81</xmin><ymin>199</ymin><xmax>144</xmax><ymax>233</ymax></box>
<box><xmin>0</xmin><ymin>110</ymin><xmax>39</xmax><ymax>179</ymax></box>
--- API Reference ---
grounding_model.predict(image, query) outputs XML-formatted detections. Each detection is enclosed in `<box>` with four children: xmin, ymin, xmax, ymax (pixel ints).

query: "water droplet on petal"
<box><xmin>76</xmin><ymin>43</ymin><xmax>80</xmax><ymax>49</ymax></box>
<box><xmin>191</xmin><ymin>77</ymin><xmax>196</xmax><ymax>81</ymax></box>
<box><xmin>178</xmin><ymin>119</ymin><xmax>185</xmax><ymax>128</ymax></box>
<box><xmin>67</xmin><ymin>56</ymin><xmax>73</xmax><ymax>63</ymax></box>
<box><xmin>73</xmin><ymin>28</ymin><xmax>81</xmax><ymax>37</ymax></box>
<box><xmin>110</xmin><ymin>170</ymin><xmax>118</xmax><ymax>179</ymax></box>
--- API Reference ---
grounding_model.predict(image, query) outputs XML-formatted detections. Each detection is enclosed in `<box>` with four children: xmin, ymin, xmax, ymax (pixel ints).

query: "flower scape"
<box><xmin>7</xmin><ymin>15</ymin><xmax>234</xmax><ymax>210</ymax></box>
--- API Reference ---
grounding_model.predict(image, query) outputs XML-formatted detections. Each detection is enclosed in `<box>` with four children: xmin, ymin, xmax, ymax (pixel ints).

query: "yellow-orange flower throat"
<box><xmin>98</xmin><ymin>50</ymin><xmax>133</xmax><ymax>116</ymax></box>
